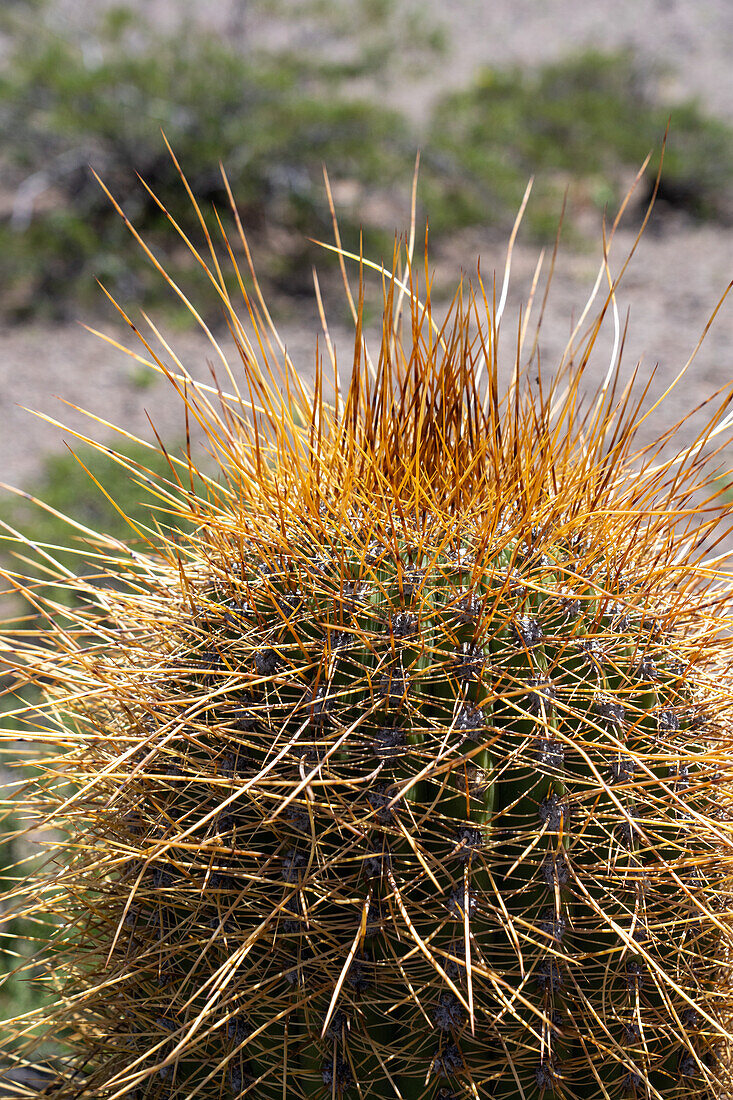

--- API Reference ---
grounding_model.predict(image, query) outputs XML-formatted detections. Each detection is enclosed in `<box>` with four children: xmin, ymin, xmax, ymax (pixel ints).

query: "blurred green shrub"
<box><xmin>0</xmin><ymin>3</ymin><xmax>419</xmax><ymax>319</ymax></box>
<box><xmin>2</xmin><ymin>7</ymin><xmax>733</xmax><ymax>321</ymax></box>
<box><xmin>421</xmin><ymin>50</ymin><xmax>733</xmax><ymax>237</ymax></box>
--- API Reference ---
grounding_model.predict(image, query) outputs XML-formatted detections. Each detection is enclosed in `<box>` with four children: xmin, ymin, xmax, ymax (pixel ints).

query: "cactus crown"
<box><xmin>2</xmin><ymin>161</ymin><xmax>733</xmax><ymax>1100</ymax></box>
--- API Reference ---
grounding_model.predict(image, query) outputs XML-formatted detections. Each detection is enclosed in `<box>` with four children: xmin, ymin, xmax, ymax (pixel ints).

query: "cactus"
<box><xmin>2</xmin><ymin>162</ymin><xmax>733</xmax><ymax>1100</ymax></box>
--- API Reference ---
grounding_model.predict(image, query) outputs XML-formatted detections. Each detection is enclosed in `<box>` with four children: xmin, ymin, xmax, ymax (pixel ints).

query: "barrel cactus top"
<box><xmin>1</xmin><ymin>166</ymin><xmax>733</xmax><ymax>1100</ymax></box>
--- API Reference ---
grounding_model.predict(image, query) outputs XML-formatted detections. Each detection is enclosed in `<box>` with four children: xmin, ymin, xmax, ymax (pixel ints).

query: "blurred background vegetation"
<box><xmin>2</xmin><ymin>0</ymin><xmax>733</xmax><ymax>321</ymax></box>
<box><xmin>3</xmin><ymin>0</ymin><xmax>733</xmax><ymax>1053</ymax></box>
